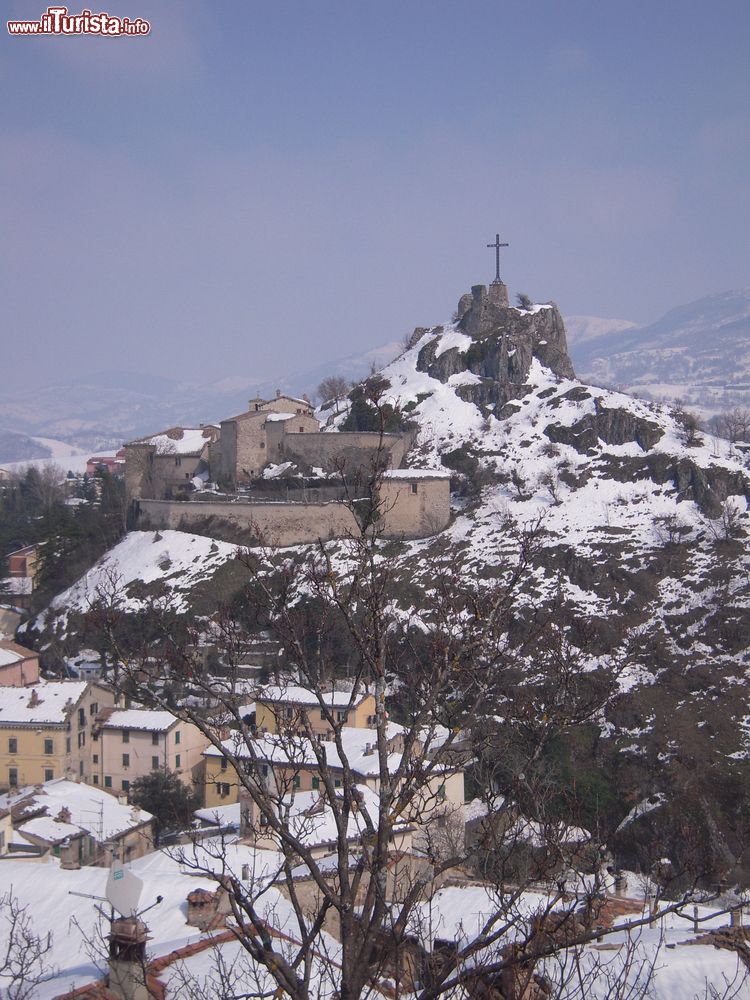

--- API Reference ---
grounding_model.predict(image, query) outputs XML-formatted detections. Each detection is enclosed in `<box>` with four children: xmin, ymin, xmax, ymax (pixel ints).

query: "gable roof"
<box><xmin>0</xmin><ymin>680</ymin><xmax>88</xmax><ymax>726</ymax></box>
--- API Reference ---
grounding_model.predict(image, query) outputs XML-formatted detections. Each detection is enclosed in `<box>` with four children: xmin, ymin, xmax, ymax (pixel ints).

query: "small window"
<box><xmin>336</xmin><ymin>711</ymin><xmax>348</xmax><ymax>724</ymax></box>
<box><xmin>320</xmin><ymin>710</ymin><xmax>326</xmax><ymax>721</ymax></box>
<box><xmin>93</xmin><ymin>774</ymin><xmax>99</xmax><ymax>785</ymax></box>
<box><xmin>151</xmin><ymin>731</ymin><xmax>159</xmax><ymax>746</ymax></box>
<box><xmin>185</xmin><ymin>473</ymin><xmax>190</xmax><ymax>479</ymax></box>
<box><xmin>334</xmin><ymin>778</ymin><xmax>342</xmax><ymax>788</ymax></box>
<box><xmin>79</xmin><ymin>761</ymin><xmax>84</xmax><ymax>776</ymax></box>
<box><xmin>437</xmin><ymin>783</ymin><xmax>446</xmax><ymax>801</ymax></box>
<box><xmin>293</xmin><ymin>775</ymin><xmax>301</xmax><ymax>788</ymax></box>
<box><xmin>9</xmin><ymin>768</ymin><xmax>17</xmax><ymax>788</ymax></box>
<box><xmin>174</xmin><ymin>730</ymin><xmax>181</xmax><ymax>745</ymax></box>
<box><xmin>122</xmin><ymin>753</ymin><xmax>130</xmax><ymax>767</ymax></box>
<box><xmin>93</xmin><ymin>753</ymin><xmax>99</xmax><ymax>765</ymax></box>
<box><xmin>44</xmin><ymin>738</ymin><xmax>54</xmax><ymax>755</ymax></box>
<box><xmin>122</xmin><ymin>779</ymin><xmax>130</xmax><ymax>792</ymax></box>
<box><xmin>8</xmin><ymin>738</ymin><xmax>17</xmax><ymax>754</ymax></box>
<box><xmin>44</xmin><ymin>768</ymin><xmax>54</xmax><ymax>782</ymax></box>
<box><xmin>78</xmin><ymin>708</ymin><xmax>85</xmax><ymax>727</ymax></box>
<box><xmin>152</xmin><ymin>756</ymin><xmax>159</xmax><ymax>770</ymax></box>
<box><xmin>411</xmin><ymin>482</ymin><xmax>418</xmax><ymax>494</ymax></box>
<box><xmin>175</xmin><ymin>754</ymin><xmax>181</xmax><ymax>769</ymax></box>
<box><xmin>104</xmin><ymin>776</ymin><xmax>112</xmax><ymax>788</ymax></box>
<box><xmin>90</xmin><ymin>702</ymin><xmax>98</xmax><ymax>716</ymax></box>
<box><xmin>312</xmin><ymin>777</ymin><xmax>320</xmax><ymax>790</ymax></box>
<box><xmin>260</xmin><ymin>441</ymin><xmax>265</xmax><ymax>449</ymax></box>
<box><xmin>299</xmin><ymin>427</ymin><xmax>304</xmax><ymax>433</ymax></box>
<box><xmin>220</xmin><ymin>758</ymin><xmax>228</xmax><ymax>771</ymax></box>
<box><xmin>175</xmin><ymin>457</ymin><xmax>182</xmax><ymax>467</ymax></box>
<box><xmin>122</xmin><ymin>730</ymin><xmax>130</xmax><ymax>744</ymax></box>
<box><xmin>77</xmin><ymin>731</ymin><xmax>86</xmax><ymax>748</ymax></box>
<box><xmin>92</xmin><ymin>731</ymin><xmax>98</xmax><ymax>742</ymax></box>
<box><xmin>66</xmin><ymin>737</ymin><xmax>71</xmax><ymax>753</ymax></box>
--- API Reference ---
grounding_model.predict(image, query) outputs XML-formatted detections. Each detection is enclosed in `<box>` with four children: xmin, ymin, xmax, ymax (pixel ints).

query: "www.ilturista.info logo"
<box><xmin>7</xmin><ymin>6</ymin><xmax>150</xmax><ymax>35</ymax></box>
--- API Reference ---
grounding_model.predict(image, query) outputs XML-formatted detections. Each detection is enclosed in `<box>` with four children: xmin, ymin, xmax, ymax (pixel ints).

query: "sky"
<box><xmin>2</xmin><ymin>0</ymin><xmax>749</xmax><ymax>389</ymax></box>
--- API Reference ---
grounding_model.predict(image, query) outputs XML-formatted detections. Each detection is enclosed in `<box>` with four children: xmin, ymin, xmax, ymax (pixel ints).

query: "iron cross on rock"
<box><xmin>486</xmin><ymin>233</ymin><xmax>509</xmax><ymax>283</ymax></box>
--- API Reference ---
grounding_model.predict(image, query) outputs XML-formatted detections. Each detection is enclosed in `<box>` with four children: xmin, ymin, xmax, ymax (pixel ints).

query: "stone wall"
<box><xmin>135</xmin><ymin>475</ymin><xmax>450</xmax><ymax>545</ymax></box>
<box><xmin>137</xmin><ymin>498</ymin><xmax>360</xmax><ymax>547</ymax></box>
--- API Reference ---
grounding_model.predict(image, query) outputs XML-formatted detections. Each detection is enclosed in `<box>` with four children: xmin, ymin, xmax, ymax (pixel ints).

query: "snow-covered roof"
<box><xmin>0</xmin><ymin>681</ymin><xmax>87</xmax><ymax>725</ymax></box>
<box><xmin>382</xmin><ymin>468</ymin><xmax>452</xmax><ymax>480</ymax></box>
<box><xmin>194</xmin><ymin>802</ymin><xmax>241</xmax><ymax>828</ymax></box>
<box><xmin>204</xmin><ymin>724</ymin><xmax>405</xmax><ymax>781</ymax></box>
<box><xmin>19</xmin><ymin>815</ymin><xmax>82</xmax><ymax>844</ymax></box>
<box><xmin>132</xmin><ymin>427</ymin><xmax>213</xmax><ymax>455</ymax></box>
<box><xmin>102</xmin><ymin>709</ymin><xmax>178</xmax><ymax>733</ymax></box>
<box><xmin>263</xmin><ymin>411</ymin><xmax>298</xmax><ymax>422</ymax></box>
<box><xmin>258</xmin><ymin>684</ymin><xmax>371</xmax><ymax>709</ymax></box>
<box><xmin>0</xmin><ymin>778</ymin><xmax>153</xmax><ymax>841</ymax></box>
<box><xmin>0</xmin><ymin>642</ymin><xmax>36</xmax><ymax>666</ymax></box>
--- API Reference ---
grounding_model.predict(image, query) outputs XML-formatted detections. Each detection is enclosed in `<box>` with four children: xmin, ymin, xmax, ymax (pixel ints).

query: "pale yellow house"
<box><xmin>255</xmin><ymin>684</ymin><xmax>377</xmax><ymax>736</ymax></box>
<box><xmin>204</xmin><ymin>685</ymin><xmax>378</xmax><ymax>808</ymax></box>
<box><xmin>94</xmin><ymin>708</ymin><xmax>208</xmax><ymax>796</ymax></box>
<box><xmin>0</xmin><ymin>680</ymin><xmax>115</xmax><ymax>792</ymax></box>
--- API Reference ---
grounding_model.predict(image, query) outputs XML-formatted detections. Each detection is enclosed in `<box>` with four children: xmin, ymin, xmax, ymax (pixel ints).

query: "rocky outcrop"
<box><xmin>544</xmin><ymin>399</ymin><xmax>664</xmax><ymax>453</ymax></box>
<box><xmin>416</xmin><ymin>285</ymin><xmax>575</xmax><ymax>413</ymax></box>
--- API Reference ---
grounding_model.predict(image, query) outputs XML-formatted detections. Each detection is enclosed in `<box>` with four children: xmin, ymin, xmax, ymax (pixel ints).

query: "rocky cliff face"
<box><xmin>414</xmin><ymin>286</ymin><xmax>575</xmax><ymax>414</ymax></box>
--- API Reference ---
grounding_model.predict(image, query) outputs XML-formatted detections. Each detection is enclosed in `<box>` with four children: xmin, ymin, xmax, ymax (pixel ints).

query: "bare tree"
<box><xmin>0</xmin><ymin>888</ymin><xmax>55</xmax><ymax>1000</ymax></box>
<box><xmin>317</xmin><ymin>376</ymin><xmax>351</xmax><ymax>414</ymax></box>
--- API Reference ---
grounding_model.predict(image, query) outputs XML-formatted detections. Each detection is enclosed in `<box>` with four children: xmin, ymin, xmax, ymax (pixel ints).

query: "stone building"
<box><xmin>217</xmin><ymin>393</ymin><xmax>320</xmax><ymax>486</ymax></box>
<box><xmin>124</xmin><ymin>425</ymin><xmax>219</xmax><ymax>500</ymax></box>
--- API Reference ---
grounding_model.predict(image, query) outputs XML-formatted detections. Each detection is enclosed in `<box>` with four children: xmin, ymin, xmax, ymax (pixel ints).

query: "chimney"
<box><xmin>275</xmin><ymin>388</ymin><xmax>281</xmax><ymax>398</ymax></box>
<box><xmin>108</xmin><ymin>917</ymin><xmax>151</xmax><ymax>1000</ymax></box>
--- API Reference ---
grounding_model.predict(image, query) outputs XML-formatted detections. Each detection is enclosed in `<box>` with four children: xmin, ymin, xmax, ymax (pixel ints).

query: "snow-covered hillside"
<box><xmin>34</xmin><ymin>530</ymin><xmax>238</xmax><ymax>633</ymax></box>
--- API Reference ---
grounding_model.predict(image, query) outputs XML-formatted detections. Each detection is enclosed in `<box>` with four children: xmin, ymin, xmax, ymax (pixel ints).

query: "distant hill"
<box><xmin>0</xmin><ymin>341</ymin><xmax>402</xmax><ymax>461</ymax></box>
<box><xmin>570</xmin><ymin>289</ymin><xmax>750</xmax><ymax>415</ymax></box>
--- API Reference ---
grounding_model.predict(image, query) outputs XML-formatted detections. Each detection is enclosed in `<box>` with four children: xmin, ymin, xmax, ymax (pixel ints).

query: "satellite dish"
<box><xmin>105</xmin><ymin>861</ymin><xmax>144</xmax><ymax>918</ymax></box>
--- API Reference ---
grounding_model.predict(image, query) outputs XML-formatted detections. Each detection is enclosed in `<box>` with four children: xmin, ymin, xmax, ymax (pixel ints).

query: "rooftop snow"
<box><xmin>136</xmin><ymin>428</ymin><xmax>211</xmax><ymax>455</ymax></box>
<box><xmin>102</xmin><ymin>709</ymin><xmax>178</xmax><ymax>733</ymax></box>
<box><xmin>0</xmin><ymin>777</ymin><xmax>153</xmax><ymax>841</ymax></box>
<box><xmin>0</xmin><ymin>681</ymin><xmax>87</xmax><ymax>725</ymax></box>
<box><xmin>383</xmin><ymin>469</ymin><xmax>452</xmax><ymax>480</ymax></box>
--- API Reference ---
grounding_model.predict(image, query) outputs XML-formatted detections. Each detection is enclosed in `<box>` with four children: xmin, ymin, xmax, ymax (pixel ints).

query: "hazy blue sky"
<box><xmin>2</xmin><ymin>0</ymin><xmax>749</xmax><ymax>388</ymax></box>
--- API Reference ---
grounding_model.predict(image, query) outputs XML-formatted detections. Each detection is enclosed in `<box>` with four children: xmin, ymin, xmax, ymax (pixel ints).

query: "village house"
<box><xmin>85</xmin><ymin>450</ymin><xmax>126</xmax><ymax>476</ymax></box>
<box><xmin>123</xmin><ymin>425</ymin><xmax>219</xmax><ymax>501</ymax></box>
<box><xmin>255</xmin><ymin>684</ymin><xmax>378</xmax><ymax>735</ymax></box>
<box><xmin>0</xmin><ymin>639</ymin><xmax>40</xmax><ymax>686</ymax></box>
<box><xmin>215</xmin><ymin>392</ymin><xmax>319</xmax><ymax>486</ymax></box>
<box><xmin>94</xmin><ymin>708</ymin><xmax>208</xmax><ymax>796</ymax></box>
<box><xmin>0</xmin><ymin>777</ymin><xmax>154</xmax><ymax>866</ymax></box>
<box><xmin>0</xmin><ymin>680</ymin><xmax>116</xmax><ymax>791</ymax></box>
<box><xmin>203</xmin><ymin>684</ymin><xmax>377</xmax><ymax>807</ymax></box>
<box><xmin>229</xmin><ymin>723</ymin><xmax>464</xmax><ymax>858</ymax></box>
<box><xmin>2</xmin><ymin>543</ymin><xmax>40</xmax><ymax>609</ymax></box>
<box><xmin>202</xmin><ymin>680</ymin><xmax>466</xmax><ymax>859</ymax></box>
